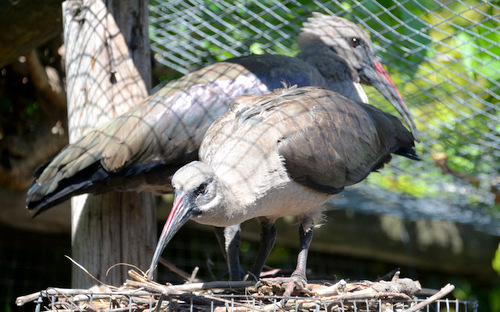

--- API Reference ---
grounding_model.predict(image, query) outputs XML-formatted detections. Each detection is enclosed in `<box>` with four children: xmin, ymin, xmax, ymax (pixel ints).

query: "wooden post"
<box><xmin>62</xmin><ymin>0</ymin><xmax>156</xmax><ymax>288</ymax></box>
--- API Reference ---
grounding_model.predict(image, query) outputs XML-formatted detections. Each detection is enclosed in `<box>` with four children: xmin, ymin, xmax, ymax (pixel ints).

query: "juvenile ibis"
<box><xmin>26</xmin><ymin>13</ymin><xmax>418</xmax><ymax>216</ymax></box>
<box><xmin>147</xmin><ymin>86</ymin><xmax>419</xmax><ymax>295</ymax></box>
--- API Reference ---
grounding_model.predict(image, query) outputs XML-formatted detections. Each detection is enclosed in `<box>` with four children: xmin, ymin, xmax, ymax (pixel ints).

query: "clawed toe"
<box><xmin>283</xmin><ymin>273</ymin><xmax>308</xmax><ymax>297</ymax></box>
<box><xmin>254</xmin><ymin>275</ymin><xmax>309</xmax><ymax>297</ymax></box>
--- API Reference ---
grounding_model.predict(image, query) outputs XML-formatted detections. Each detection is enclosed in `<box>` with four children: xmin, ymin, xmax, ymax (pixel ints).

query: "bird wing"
<box><xmin>227</xmin><ymin>54</ymin><xmax>326</xmax><ymax>90</ymax></box>
<box><xmin>269</xmin><ymin>87</ymin><xmax>414</xmax><ymax>192</ymax></box>
<box><xmin>31</xmin><ymin>62</ymin><xmax>269</xmax><ymax>200</ymax></box>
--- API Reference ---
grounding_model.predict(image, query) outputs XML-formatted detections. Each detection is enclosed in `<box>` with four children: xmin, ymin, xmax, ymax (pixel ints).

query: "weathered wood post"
<box><xmin>62</xmin><ymin>0</ymin><xmax>156</xmax><ymax>288</ymax></box>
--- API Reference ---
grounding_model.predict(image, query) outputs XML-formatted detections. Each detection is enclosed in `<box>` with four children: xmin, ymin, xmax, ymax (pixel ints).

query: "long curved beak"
<box><xmin>147</xmin><ymin>191</ymin><xmax>194</xmax><ymax>281</ymax></box>
<box><xmin>359</xmin><ymin>59</ymin><xmax>420</xmax><ymax>142</ymax></box>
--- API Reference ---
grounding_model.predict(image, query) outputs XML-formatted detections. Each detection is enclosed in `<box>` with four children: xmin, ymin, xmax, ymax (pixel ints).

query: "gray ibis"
<box><xmin>147</xmin><ymin>86</ymin><xmax>419</xmax><ymax>295</ymax></box>
<box><xmin>26</xmin><ymin>13</ymin><xmax>418</xmax><ymax>216</ymax></box>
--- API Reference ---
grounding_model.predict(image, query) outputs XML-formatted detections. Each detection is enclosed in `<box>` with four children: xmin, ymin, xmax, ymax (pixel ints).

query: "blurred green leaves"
<box><xmin>494</xmin><ymin>243</ymin><xmax>500</xmax><ymax>276</ymax></box>
<box><xmin>339</xmin><ymin>1</ymin><xmax>499</xmax><ymax>204</ymax></box>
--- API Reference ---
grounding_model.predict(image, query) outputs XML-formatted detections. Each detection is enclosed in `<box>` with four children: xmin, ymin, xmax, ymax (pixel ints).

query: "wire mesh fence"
<box><xmin>149</xmin><ymin>0</ymin><xmax>499</xmax><ymax>211</ymax></box>
<box><xmin>5</xmin><ymin>2</ymin><xmax>498</xmax><ymax>311</ymax></box>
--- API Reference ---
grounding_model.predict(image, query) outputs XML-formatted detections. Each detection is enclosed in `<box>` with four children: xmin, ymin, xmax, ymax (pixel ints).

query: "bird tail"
<box><xmin>394</xmin><ymin>146</ymin><xmax>420</xmax><ymax>161</ymax></box>
<box><xmin>360</xmin><ymin>103</ymin><xmax>420</xmax><ymax>173</ymax></box>
<box><xmin>391</xmin><ymin>115</ymin><xmax>421</xmax><ymax>161</ymax></box>
<box><xmin>26</xmin><ymin>158</ymin><xmax>179</xmax><ymax>217</ymax></box>
<box><xmin>27</xmin><ymin>161</ymin><xmax>107</xmax><ymax>216</ymax></box>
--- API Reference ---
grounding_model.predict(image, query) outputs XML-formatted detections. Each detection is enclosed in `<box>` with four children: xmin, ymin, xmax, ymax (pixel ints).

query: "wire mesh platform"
<box><xmin>21</xmin><ymin>290</ymin><xmax>478</xmax><ymax>312</ymax></box>
<box><xmin>16</xmin><ymin>271</ymin><xmax>478</xmax><ymax>312</ymax></box>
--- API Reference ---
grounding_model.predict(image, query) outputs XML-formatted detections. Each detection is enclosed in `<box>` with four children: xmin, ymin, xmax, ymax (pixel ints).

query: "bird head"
<box><xmin>299</xmin><ymin>13</ymin><xmax>419</xmax><ymax>142</ymax></box>
<box><xmin>299</xmin><ymin>13</ymin><xmax>373</xmax><ymax>75</ymax></box>
<box><xmin>147</xmin><ymin>161</ymin><xmax>220</xmax><ymax>281</ymax></box>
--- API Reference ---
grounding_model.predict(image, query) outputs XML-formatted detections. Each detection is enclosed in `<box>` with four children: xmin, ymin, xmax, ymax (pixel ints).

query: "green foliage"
<box><xmin>25</xmin><ymin>100</ymin><xmax>39</xmax><ymax>116</ymax></box>
<box><xmin>337</xmin><ymin>1</ymin><xmax>500</xmax><ymax>205</ymax></box>
<box><xmin>493</xmin><ymin>243</ymin><xmax>500</xmax><ymax>276</ymax></box>
<box><xmin>490</xmin><ymin>284</ymin><xmax>500</xmax><ymax>312</ymax></box>
<box><xmin>452</xmin><ymin>277</ymin><xmax>474</xmax><ymax>301</ymax></box>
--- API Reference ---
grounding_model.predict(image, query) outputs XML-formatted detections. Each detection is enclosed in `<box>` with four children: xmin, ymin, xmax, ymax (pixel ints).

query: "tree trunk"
<box><xmin>62</xmin><ymin>0</ymin><xmax>156</xmax><ymax>288</ymax></box>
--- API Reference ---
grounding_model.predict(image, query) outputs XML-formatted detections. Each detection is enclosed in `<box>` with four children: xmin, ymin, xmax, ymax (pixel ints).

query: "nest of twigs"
<box><xmin>17</xmin><ymin>269</ymin><xmax>460</xmax><ymax>312</ymax></box>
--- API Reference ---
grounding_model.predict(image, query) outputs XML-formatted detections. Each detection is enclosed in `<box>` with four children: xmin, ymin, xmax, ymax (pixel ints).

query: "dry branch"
<box><xmin>402</xmin><ymin>283</ymin><xmax>455</xmax><ymax>312</ymax></box>
<box><xmin>25</xmin><ymin>49</ymin><xmax>66</xmax><ymax>110</ymax></box>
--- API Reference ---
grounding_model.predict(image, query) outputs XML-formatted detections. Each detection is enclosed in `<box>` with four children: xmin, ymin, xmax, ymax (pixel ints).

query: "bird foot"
<box><xmin>283</xmin><ymin>272</ymin><xmax>308</xmax><ymax>297</ymax></box>
<box><xmin>254</xmin><ymin>274</ymin><xmax>310</xmax><ymax>297</ymax></box>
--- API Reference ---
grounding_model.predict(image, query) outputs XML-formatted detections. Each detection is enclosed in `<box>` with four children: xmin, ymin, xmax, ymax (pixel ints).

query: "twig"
<box><xmin>322</xmin><ymin>289</ymin><xmax>411</xmax><ymax>301</ymax></box>
<box><xmin>127</xmin><ymin>274</ymin><xmax>246</xmax><ymax>310</ymax></box>
<box><xmin>65</xmin><ymin>255</ymin><xmax>117</xmax><ymax>289</ymax></box>
<box><xmin>125</xmin><ymin>278</ymin><xmax>255</xmax><ymax>295</ymax></box>
<box><xmin>189</xmin><ymin>267</ymin><xmax>200</xmax><ymax>283</ymax></box>
<box><xmin>16</xmin><ymin>292</ymin><xmax>42</xmax><ymax>306</ymax></box>
<box><xmin>127</xmin><ymin>269</ymin><xmax>255</xmax><ymax>293</ymax></box>
<box><xmin>16</xmin><ymin>287</ymin><xmax>160</xmax><ymax>306</ymax></box>
<box><xmin>402</xmin><ymin>283</ymin><xmax>455</xmax><ymax>312</ymax></box>
<box><xmin>128</xmin><ymin>269</ymin><xmax>149</xmax><ymax>283</ymax></box>
<box><xmin>154</xmin><ymin>293</ymin><xmax>165</xmax><ymax>312</ymax></box>
<box><xmin>148</xmin><ymin>251</ymin><xmax>204</xmax><ymax>283</ymax></box>
<box><xmin>312</xmin><ymin>279</ymin><xmax>347</xmax><ymax>296</ymax></box>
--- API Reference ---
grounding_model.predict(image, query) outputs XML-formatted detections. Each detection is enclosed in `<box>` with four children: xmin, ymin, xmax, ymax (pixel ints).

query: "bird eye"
<box><xmin>351</xmin><ymin>37</ymin><xmax>361</xmax><ymax>47</ymax></box>
<box><xmin>196</xmin><ymin>183</ymin><xmax>207</xmax><ymax>194</ymax></box>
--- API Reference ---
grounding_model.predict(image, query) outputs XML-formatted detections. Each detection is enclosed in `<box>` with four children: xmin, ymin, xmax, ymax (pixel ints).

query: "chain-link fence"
<box><xmin>149</xmin><ymin>0</ymin><xmax>499</xmax><ymax>213</ymax></box>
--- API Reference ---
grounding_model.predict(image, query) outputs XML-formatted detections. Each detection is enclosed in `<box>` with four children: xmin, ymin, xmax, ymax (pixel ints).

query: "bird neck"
<box><xmin>296</xmin><ymin>46</ymin><xmax>367</xmax><ymax>103</ymax></box>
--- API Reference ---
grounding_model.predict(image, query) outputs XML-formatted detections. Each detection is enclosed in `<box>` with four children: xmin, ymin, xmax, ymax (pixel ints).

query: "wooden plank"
<box><xmin>62</xmin><ymin>0</ymin><xmax>155</xmax><ymax>287</ymax></box>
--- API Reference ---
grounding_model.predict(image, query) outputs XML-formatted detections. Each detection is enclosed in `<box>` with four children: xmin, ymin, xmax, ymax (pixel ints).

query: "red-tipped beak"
<box><xmin>147</xmin><ymin>192</ymin><xmax>195</xmax><ymax>281</ymax></box>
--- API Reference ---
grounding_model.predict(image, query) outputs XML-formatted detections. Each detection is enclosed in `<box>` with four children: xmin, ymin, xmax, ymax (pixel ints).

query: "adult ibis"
<box><xmin>147</xmin><ymin>86</ymin><xmax>419</xmax><ymax>296</ymax></box>
<box><xmin>26</xmin><ymin>13</ymin><xmax>419</xmax><ymax>216</ymax></box>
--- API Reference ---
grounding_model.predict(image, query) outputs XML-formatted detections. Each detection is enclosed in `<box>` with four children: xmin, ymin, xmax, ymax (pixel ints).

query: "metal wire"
<box><xmin>149</xmin><ymin>0</ymin><xmax>499</xmax><ymax>211</ymax></box>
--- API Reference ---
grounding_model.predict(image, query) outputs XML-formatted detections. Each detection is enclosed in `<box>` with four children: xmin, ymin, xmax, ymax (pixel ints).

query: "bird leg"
<box><xmin>214</xmin><ymin>224</ymin><xmax>245</xmax><ymax>281</ymax></box>
<box><xmin>283</xmin><ymin>216</ymin><xmax>314</xmax><ymax>296</ymax></box>
<box><xmin>247</xmin><ymin>217</ymin><xmax>277</xmax><ymax>281</ymax></box>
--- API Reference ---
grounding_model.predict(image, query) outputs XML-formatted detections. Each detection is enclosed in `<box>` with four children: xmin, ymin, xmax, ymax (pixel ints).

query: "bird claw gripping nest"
<box><xmin>250</xmin><ymin>277</ymin><xmax>312</xmax><ymax>297</ymax></box>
